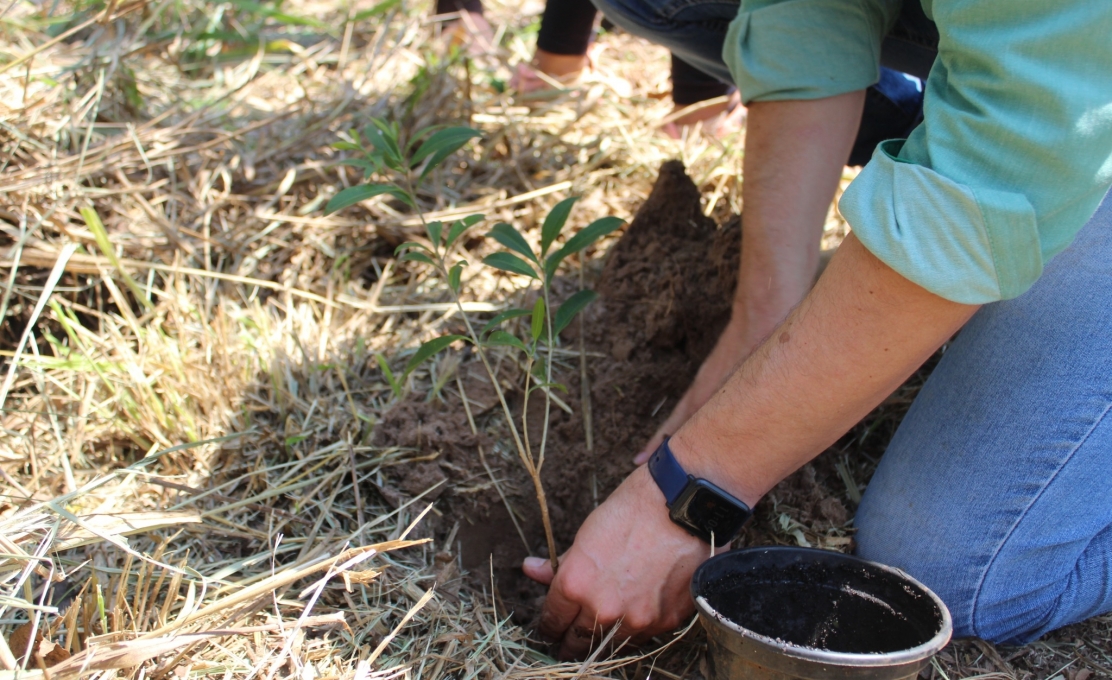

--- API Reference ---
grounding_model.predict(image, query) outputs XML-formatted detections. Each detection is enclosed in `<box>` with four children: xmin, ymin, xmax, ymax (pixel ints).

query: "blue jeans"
<box><xmin>591</xmin><ymin>0</ymin><xmax>928</xmax><ymax>165</ymax></box>
<box><xmin>856</xmin><ymin>191</ymin><xmax>1112</xmax><ymax>644</ymax></box>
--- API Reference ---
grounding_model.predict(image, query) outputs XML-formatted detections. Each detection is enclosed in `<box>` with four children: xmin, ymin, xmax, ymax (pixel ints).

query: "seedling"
<box><xmin>324</xmin><ymin>119</ymin><xmax>623</xmax><ymax>571</ymax></box>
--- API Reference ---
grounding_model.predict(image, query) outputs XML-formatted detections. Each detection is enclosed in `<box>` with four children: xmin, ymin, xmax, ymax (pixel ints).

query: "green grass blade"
<box><xmin>80</xmin><ymin>207</ymin><xmax>152</xmax><ymax>309</ymax></box>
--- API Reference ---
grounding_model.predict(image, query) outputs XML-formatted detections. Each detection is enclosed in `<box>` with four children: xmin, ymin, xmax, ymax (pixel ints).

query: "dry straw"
<box><xmin>0</xmin><ymin>0</ymin><xmax>1106</xmax><ymax>676</ymax></box>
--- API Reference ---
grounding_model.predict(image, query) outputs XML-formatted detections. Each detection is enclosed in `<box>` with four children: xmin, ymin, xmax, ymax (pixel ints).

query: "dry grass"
<box><xmin>0</xmin><ymin>0</ymin><xmax>1107</xmax><ymax>678</ymax></box>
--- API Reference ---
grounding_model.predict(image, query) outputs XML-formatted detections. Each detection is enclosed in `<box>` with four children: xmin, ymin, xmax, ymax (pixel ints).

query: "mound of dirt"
<box><xmin>374</xmin><ymin>160</ymin><xmax>746</xmax><ymax>615</ymax></box>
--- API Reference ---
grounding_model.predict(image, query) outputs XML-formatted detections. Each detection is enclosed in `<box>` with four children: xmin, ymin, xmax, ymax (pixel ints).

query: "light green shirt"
<box><xmin>725</xmin><ymin>0</ymin><xmax>1112</xmax><ymax>304</ymax></box>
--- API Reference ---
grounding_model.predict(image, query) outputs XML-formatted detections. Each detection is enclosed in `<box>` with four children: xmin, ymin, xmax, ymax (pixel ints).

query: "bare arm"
<box><xmin>638</xmin><ymin>92</ymin><xmax>866</xmax><ymax>460</ymax></box>
<box><xmin>672</xmin><ymin>232</ymin><xmax>978</xmax><ymax>504</ymax></box>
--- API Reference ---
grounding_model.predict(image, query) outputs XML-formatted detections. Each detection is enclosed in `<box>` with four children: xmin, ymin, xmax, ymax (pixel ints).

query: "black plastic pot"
<box><xmin>691</xmin><ymin>547</ymin><xmax>952</xmax><ymax>680</ymax></box>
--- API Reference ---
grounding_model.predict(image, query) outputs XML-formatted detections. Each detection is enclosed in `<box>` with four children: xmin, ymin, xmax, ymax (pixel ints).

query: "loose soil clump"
<box><xmin>374</xmin><ymin>161</ymin><xmax>838</xmax><ymax>619</ymax></box>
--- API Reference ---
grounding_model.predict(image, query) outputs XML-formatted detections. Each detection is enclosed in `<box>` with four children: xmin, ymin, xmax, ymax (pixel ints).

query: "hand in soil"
<box><xmin>522</xmin><ymin>465</ymin><xmax>705</xmax><ymax>659</ymax></box>
<box><xmin>635</xmin><ymin>315</ymin><xmax>761</xmax><ymax>464</ymax></box>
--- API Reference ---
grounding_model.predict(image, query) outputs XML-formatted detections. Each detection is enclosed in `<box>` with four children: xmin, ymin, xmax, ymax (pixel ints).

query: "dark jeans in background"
<box><xmin>589</xmin><ymin>0</ymin><xmax>939</xmax><ymax>164</ymax></box>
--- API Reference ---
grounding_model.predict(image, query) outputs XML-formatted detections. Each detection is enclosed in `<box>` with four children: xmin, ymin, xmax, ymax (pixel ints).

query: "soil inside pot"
<box><xmin>702</xmin><ymin>561</ymin><xmax>944</xmax><ymax>654</ymax></box>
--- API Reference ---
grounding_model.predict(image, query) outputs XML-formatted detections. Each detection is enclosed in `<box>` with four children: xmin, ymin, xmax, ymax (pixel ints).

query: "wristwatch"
<box><xmin>647</xmin><ymin>437</ymin><xmax>752</xmax><ymax>547</ymax></box>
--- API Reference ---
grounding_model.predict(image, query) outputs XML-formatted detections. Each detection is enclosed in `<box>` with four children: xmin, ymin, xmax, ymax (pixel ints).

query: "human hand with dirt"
<box><xmin>522</xmin><ymin>464</ymin><xmax>707</xmax><ymax>659</ymax></box>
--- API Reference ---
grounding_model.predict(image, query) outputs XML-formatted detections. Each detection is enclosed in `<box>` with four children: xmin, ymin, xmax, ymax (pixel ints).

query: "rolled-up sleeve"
<box><xmin>839</xmin><ymin>1</ymin><xmax>1112</xmax><ymax>303</ymax></box>
<box><xmin>724</xmin><ymin>0</ymin><xmax>901</xmax><ymax>103</ymax></box>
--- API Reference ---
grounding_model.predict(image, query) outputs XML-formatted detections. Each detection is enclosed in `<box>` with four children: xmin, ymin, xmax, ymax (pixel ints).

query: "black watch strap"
<box><xmin>646</xmin><ymin>437</ymin><xmax>753</xmax><ymax>547</ymax></box>
<box><xmin>647</xmin><ymin>437</ymin><xmax>689</xmax><ymax>506</ymax></box>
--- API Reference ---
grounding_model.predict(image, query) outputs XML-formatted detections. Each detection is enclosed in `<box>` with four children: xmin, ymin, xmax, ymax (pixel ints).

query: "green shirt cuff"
<box><xmin>724</xmin><ymin>0</ymin><xmax>895</xmax><ymax>104</ymax></box>
<box><xmin>840</xmin><ymin>140</ymin><xmax>1044</xmax><ymax>304</ymax></box>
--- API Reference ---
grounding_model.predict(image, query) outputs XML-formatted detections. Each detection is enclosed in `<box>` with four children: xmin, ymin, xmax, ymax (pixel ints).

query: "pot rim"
<box><xmin>692</xmin><ymin>547</ymin><xmax>954</xmax><ymax>668</ymax></box>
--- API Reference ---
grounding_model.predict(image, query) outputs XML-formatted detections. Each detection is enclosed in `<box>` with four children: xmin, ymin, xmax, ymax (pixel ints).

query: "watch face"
<box><xmin>671</xmin><ymin>480</ymin><xmax>751</xmax><ymax>546</ymax></box>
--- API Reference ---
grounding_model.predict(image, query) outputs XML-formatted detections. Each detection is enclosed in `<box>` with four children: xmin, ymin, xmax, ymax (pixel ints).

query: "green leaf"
<box><xmin>559</xmin><ymin>215</ymin><xmax>624</xmax><ymax>256</ymax></box>
<box><xmin>338</xmin><ymin>158</ymin><xmax>379</xmax><ymax>180</ymax></box>
<box><xmin>352</xmin><ymin>0</ymin><xmax>400</xmax><ymax>21</ymax></box>
<box><xmin>528</xmin><ymin>381</ymin><xmax>568</xmax><ymax>394</ymax></box>
<box><xmin>530</xmin><ymin>298</ymin><xmax>545</xmax><ymax>342</ymax></box>
<box><xmin>488</xmin><ymin>222</ymin><xmax>538</xmax><ymax>264</ymax></box>
<box><xmin>366</xmin><ymin>120</ymin><xmax>403</xmax><ymax>170</ymax></box>
<box><xmin>392</xmin><ymin>191</ymin><xmax>416</xmax><ymax>209</ymax></box>
<box><xmin>400</xmin><ymin>251</ymin><xmax>435</xmax><ymax>265</ymax></box>
<box><xmin>485</xmin><ymin>331</ymin><xmax>527</xmax><ymax>353</ymax></box>
<box><xmin>404</xmin><ymin>334</ymin><xmax>468</xmax><ymax>377</ymax></box>
<box><xmin>425</xmin><ymin>220</ymin><xmax>444</xmax><ymax>247</ymax></box>
<box><xmin>540</xmin><ymin>196</ymin><xmax>579</xmax><ymax>256</ymax></box>
<box><xmin>338</xmin><ymin>156</ymin><xmax>376</xmax><ymax>169</ymax></box>
<box><xmin>545</xmin><ymin>216</ymin><xmax>625</xmax><ymax>279</ymax></box>
<box><xmin>448</xmin><ymin>261</ymin><xmax>465</xmax><ymax>293</ymax></box>
<box><xmin>332</xmin><ymin>141</ymin><xmax>360</xmax><ymax>151</ymax></box>
<box><xmin>376</xmin><ymin>353</ymin><xmax>402</xmax><ymax>398</ymax></box>
<box><xmin>394</xmin><ymin>241</ymin><xmax>430</xmax><ymax>255</ymax></box>
<box><xmin>482</xmin><ymin>252</ymin><xmax>538</xmax><ymax>279</ymax></box>
<box><xmin>554</xmin><ymin>289</ymin><xmax>598</xmax><ymax>336</ymax></box>
<box><xmin>412</xmin><ymin>127</ymin><xmax>481</xmax><ymax>179</ymax></box>
<box><xmin>481</xmin><ymin>308</ymin><xmax>531</xmax><ymax>336</ymax></box>
<box><xmin>324</xmin><ymin>184</ymin><xmax>405</xmax><ymax>215</ymax></box>
<box><xmin>446</xmin><ymin>214</ymin><xmax>484</xmax><ymax>248</ymax></box>
<box><xmin>405</xmin><ymin>125</ymin><xmax>437</xmax><ymax>154</ymax></box>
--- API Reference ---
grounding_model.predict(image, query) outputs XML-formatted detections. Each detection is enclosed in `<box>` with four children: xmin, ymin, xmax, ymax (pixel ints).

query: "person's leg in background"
<box><xmin>515</xmin><ymin>0</ymin><xmax>742</xmax><ymax>136</ymax></box>
<box><xmin>435</xmin><ymin>0</ymin><xmax>496</xmax><ymax>52</ymax></box>
<box><xmin>436</xmin><ymin>0</ymin><xmax>483</xmax><ymax>15</ymax></box>
<box><xmin>856</xmin><ymin>191</ymin><xmax>1112</xmax><ymax>643</ymax></box>
<box><xmin>662</xmin><ymin>54</ymin><xmax>742</xmax><ymax>137</ymax></box>
<box><xmin>515</xmin><ymin>0</ymin><xmax>600</xmax><ymax>87</ymax></box>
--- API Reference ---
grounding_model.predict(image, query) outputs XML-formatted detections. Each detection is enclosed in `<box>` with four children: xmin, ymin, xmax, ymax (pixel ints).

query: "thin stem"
<box><xmin>404</xmin><ymin>176</ymin><xmax>529</xmax><ymax>460</ymax></box>
<box><xmin>452</xmin><ymin>289</ymin><xmax>559</xmax><ymax>568</ymax></box>
<box><xmin>521</xmin><ymin>355</ymin><xmax>535</xmax><ymax>468</ymax></box>
<box><xmin>536</xmin><ymin>285</ymin><xmax>555</xmax><ymax>472</ymax></box>
<box><xmin>404</xmin><ymin>176</ymin><xmax>559</xmax><ymax>570</ymax></box>
<box><xmin>538</xmin><ymin>284</ymin><xmax>558</xmax><ymax>574</ymax></box>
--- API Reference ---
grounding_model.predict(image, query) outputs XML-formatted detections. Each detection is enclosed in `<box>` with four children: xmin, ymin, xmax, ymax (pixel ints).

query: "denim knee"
<box><xmin>854</xmin><ymin>507</ymin><xmax>1054</xmax><ymax>644</ymax></box>
<box><xmin>854</xmin><ymin>504</ymin><xmax>981</xmax><ymax>639</ymax></box>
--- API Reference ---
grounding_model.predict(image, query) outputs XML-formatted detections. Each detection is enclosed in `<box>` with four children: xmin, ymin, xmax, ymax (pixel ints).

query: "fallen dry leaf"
<box><xmin>6</xmin><ymin>622</ymin><xmax>71</xmax><ymax>667</ymax></box>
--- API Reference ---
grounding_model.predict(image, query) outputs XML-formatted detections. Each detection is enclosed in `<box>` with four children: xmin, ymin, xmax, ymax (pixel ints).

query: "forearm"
<box><xmin>673</xmin><ymin>233</ymin><xmax>980</xmax><ymax>505</ymax></box>
<box><xmin>731</xmin><ymin>93</ymin><xmax>864</xmax><ymax>344</ymax></box>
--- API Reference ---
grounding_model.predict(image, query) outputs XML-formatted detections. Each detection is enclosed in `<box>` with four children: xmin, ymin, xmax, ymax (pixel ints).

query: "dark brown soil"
<box><xmin>373</xmin><ymin>161</ymin><xmax>848</xmax><ymax>620</ymax></box>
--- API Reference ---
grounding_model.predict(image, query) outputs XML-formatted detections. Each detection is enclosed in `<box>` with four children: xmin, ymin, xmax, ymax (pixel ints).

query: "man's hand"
<box><xmin>522</xmin><ymin>465</ymin><xmax>707</xmax><ymax>659</ymax></box>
